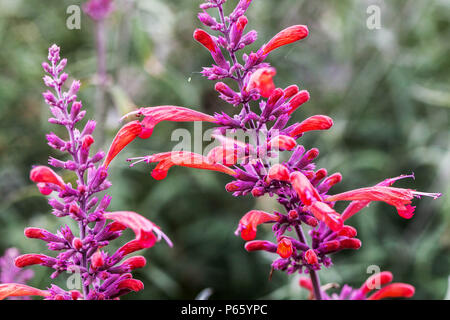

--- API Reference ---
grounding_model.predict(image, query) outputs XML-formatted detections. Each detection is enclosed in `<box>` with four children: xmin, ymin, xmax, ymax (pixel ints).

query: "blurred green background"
<box><xmin>0</xmin><ymin>0</ymin><xmax>448</xmax><ymax>299</ymax></box>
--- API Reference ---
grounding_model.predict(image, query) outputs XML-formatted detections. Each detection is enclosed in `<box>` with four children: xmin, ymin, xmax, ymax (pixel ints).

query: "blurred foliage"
<box><xmin>0</xmin><ymin>0</ymin><xmax>448</xmax><ymax>299</ymax></box>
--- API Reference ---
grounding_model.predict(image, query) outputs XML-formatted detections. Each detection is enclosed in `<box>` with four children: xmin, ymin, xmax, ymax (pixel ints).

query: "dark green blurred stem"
<box><xmin>94</xmin><ymin>19</ymin><xmax>108</xmax><ymax>147</ymax></box>
<box><xmin>294</xmin><ymin>224</ymin><xmax>322</xmax><ymax>300</ymax></box>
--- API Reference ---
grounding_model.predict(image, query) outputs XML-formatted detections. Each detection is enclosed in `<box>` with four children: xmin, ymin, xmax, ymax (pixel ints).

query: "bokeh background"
<box><xmin>0</xmin><ymin>0</ymin><xmax>449</xmax><ymax>299</ymax></box>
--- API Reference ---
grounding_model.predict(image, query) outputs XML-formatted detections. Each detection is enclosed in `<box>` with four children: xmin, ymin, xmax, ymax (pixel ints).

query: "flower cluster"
<box><xmin>0</xmin><ymin>45</ymin><xmax>171</xmax><ymax>300</ymax></box>
<box><xmin>92</xmin><ymin>0</ymin><xmax>441</xmax><ymax>300</ymax></box>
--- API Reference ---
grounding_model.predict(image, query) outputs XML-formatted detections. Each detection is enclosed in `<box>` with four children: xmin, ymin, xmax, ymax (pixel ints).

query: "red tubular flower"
<box><xmin>367</xmin><ymin>283</ymin><xmax>415</xmax><ymax>300</ymax></box>
<box><xmin>341</xmin><ymin>174</ymin><xmax>415</xmax><ymax>221</ymax></box>
<box><xmin>326</xmin><ymin>186</ymin><xmax>441</xmax><ymax>219</ymax></box>
<box><xmin>267</xmin><ymin>164</ymin><xmax>290</xmax><ymax>182</ymax></box>
<box><xmin>15</xmin><ymin>254</ymin><xmax>47</xmax><ymax>268</ymax></box>
<box><xmin>104</xmin><ymin>120</ymin><xmax>142</xmax><ymax>168</ymax></box>
<box><xmin>360</xmin><ymin>271</ymin><xmax>393</xmax><ymax>295</ymax></box>
<box><xmin>244</xmin><ymin>240</ymin><xmax>277</xmax><ymax>253</ymax></box>
<box><xmin>30</xmin><ymin>166</ymin><xmax>65</xmax><ymax>193</ymax></box>
<box><xmin>262</xmin><ymin>25</ymin><xmax>309</xmax><ymax>55</ymax></box>
<box><xmin>289</xmin><ymin>115</ymin><xmax>333</xmax><ymax>136</ymax></box>
<box><xmin>104</xmin><ymin>211</ymin><xmax>172</xmax><ymax>256</ymax></box>
<box><xmin>193</xmin><ymin>29</ymin><xmax>228</xmax><ymax>69</ymax></box>
<box><xmin>307</xmin><ymin>201</ymin><xmax>344</xmax><ymax>232</ymax></box>
<box><xmin>117</xmin><ymin>279</ymin><xmax>144</xmax><ymax>292</ymax></box>
<box><xmin>120</xmin><ymin>256</ymin><xmax>147</xmax><ymax>271</ymax></box>
<box><xmin>235</xmin><ymin>210</ymin><xmax>279</xmax><ymax>241</ymax></box>
<box><xmin>246</xmin><ymin>67</ymin><xmax>276</xmax><ymax>98</ymax></box>
<box><xmin>304</xmin><ymin>249</ymin><xmax>318</xmax><ymax>265</ymax></box>
<box><xmin>267</xmin><ymin>135</ymin><xmax>297</xmax><ymax>151</ymax></box>
<box><xmin>319</xmin><ymin>240</ymin><xmax>341</xmax><ymax>253</ymax></box>
<box><xmin>0</xmin><ymin>283</ymin><xmax>50</xmax><ymax>300</ymax></box>
<box><xmin>338</xmin><ymin>238</ymin><xmax>361</xmax><ymax>249</ymax></box>
<box><xmin>133</xmin><ymin>106</ymin><xmax>217</xmax><ymax>139</ymax></box>
<box><xmin>283</xmin><ymin>85</ymin><xmax>299</xmax><ymax>99</ymax></box>
<box><xmin>139</xmin><ymin>151</ymin><xmax>237</xmax><ymax>180</ymax></box>
<box><xmin>337</xmin><ymin>225</ymin><xmax>357</xmax><ymax>238</ymax></box>
<box><xmin>290</xmin><ymin>171</ymin><xmax>323</xmax><ymax>206</ymax></box>
<box><xmin>207</xmin><ymin>146</ymin><xmax>241</xmax><ymax>166</ymax></box>
<box><xmin>287</xmin><ymin>90</ymin><xmax>310</xmax><ymax>115</ymax></box>
<box><xmin>91</xmin><ymin>251</ymin><xmax>105</xmax><ymax>269</ymax></box>
<box><xmin>277</xmin><ymin>237</ymin><xmax>293</xmax><ymax>258</ymax></box>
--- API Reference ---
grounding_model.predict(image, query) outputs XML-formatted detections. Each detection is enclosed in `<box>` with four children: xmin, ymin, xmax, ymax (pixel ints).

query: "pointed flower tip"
<box><xmin>30</xmin><ymin>166</ymin><xmax>65</xmax><ymax>193</ymax></box>
<box><xmin>289</xmin><ymin>115</ymin><xmax>333</xmax><ymax>136</ymax></box>
<box><xmin>263</xmin><ymin>25</ymin><xmax>309</xmax><ymax>55</ymax></box>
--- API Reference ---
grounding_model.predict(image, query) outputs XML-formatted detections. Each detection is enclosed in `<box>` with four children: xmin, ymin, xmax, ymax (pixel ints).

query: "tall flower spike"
<box><xmin>262</xmin><ymin>25</ymin><xmax>309</xmax><ymax>55</ymax></box>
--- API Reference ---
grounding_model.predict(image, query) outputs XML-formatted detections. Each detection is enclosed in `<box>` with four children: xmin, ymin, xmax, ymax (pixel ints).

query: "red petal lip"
<box><xmin>104</xmin><ymin>211</ymin><xmax>173</xmax><ymax>249</ymax></box>
<box><xmin>0</xmin><ymin>283</ymin><xmax>50</xmax><ymax>300</ymax></box>
<box><xmin>263</xmin><ymin>25</ymin><xmax>309</xmax><ymax>55</ymax></box>
<box><xmin>236</xmin><ymin>210</ymin><xmax>279</xmax><ymax>241</ymax></box>
<box><xmin>104</xmin><ymin>120</ymin><xmax>142</xmax><ymax>168</ymax></box>
<box><xmin>30</xmin><ymin>166</ymin><xmax>65</xmax><ymax>188</ymax></box>
<box><xmin>276</xmin><ymin>237</ymin><xmax>293</xmax><ymax>258</ymax></box>
<box><xmin>367</xmin><ymin>283</ymin><xmax>415</xmax><ymax>300</ymax></box>
<box><xmin>290</xmin><ymin>171</ymin><xmax>323</xmax><ymax>206</ymax></box>
<box><xmin>246</xmin><ymin>67</ymin><xmax>276</xmax><ymax>98</ymax></box>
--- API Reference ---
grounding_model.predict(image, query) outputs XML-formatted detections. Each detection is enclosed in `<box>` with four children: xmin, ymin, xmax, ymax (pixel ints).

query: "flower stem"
<box><xmin>294</xmin><ymin>224</ymin><xmax>322</xmax><ymax>300</ymax></box>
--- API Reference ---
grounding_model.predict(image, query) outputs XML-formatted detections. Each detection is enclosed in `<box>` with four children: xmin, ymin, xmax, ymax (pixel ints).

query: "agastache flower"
<box><xmin>287</xmin><ymin>115</ymin><xmax>334</xmax><ymax>137</ymax></box>
<box><xmin>116</xmin><ymin>0</ymin><xmax>442</xmax><ymax>300</ymax></box>
<box><xmin>194</xmin><ymin>29</ymin><xmax>229</xmax><ymax>69</ymax></box>
<box><xmin>326</xmin><ymin>186</ymin><xmax>441</xmax><ymax>219</ymax></box>
<box><xmin>262</xmin><ymin>25</ymin><xmax>309</xmax><ymax>55</ymax></box>
<box><xmin>246</xmin><ymin>67</ymin><xmax>277</xmax><ymax>98</ymax></box>
<box><xmin>0</xmin><ymin>283</ymin><xmax>50</xmax><ymax>301</ymax></box>
<box><xmin>235</xmin><ymin>210</ymin><xmax>279</xmax><ymax>241</ymax></box>
<box><xmin>104</xmin><ymin>211</ymin><xmax>173</xmax><ymax>251</ymax></box>
<box><xmin>9</xmin><ymin>44</ymin><xmax>173</xmax><ymax>300</ymax></box>
<box><xmin>128</xmin><ymin>151</ymin><xmax>236</xmax><ymax>180</ymax></box>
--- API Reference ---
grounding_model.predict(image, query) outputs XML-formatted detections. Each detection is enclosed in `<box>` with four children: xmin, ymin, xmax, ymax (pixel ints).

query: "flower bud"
<box><xmin>304</xmin><ymin>249</ymin><xmax>318</xmax><ymax>265</ymax></box>
<box><xmin>276</xmin><ymin>237</ymin><xmax>293</xmax><ymax>259</ymax></box>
